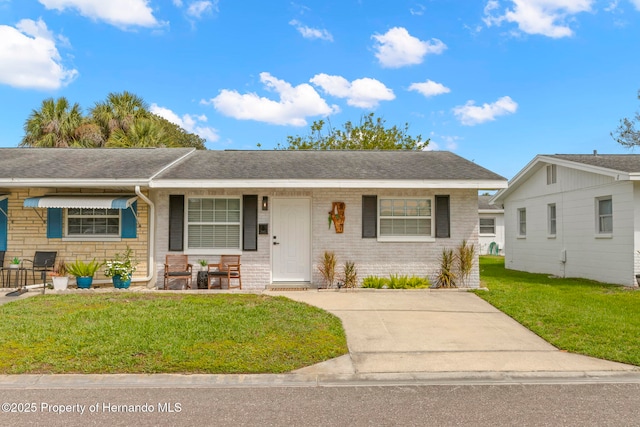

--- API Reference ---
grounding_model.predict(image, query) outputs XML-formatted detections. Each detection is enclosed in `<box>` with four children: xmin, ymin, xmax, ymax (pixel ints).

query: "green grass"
<box><xmin>476</xmin><ymin>256</ymin><xmax>640</xmax><ymax>366</ymax></box>
<box><xmin>361</xmin><ymin>274</ymin><xmax>431</xmax><ymax>289</ymax></box>
<box><xmin>0</xmin><ymin>293</ymin><xmax>347</xmax><ymax>374</ymax></box>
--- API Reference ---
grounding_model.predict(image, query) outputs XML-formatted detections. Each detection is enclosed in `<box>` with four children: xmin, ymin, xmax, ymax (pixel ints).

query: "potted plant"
<box><xmin>51</xmin><ymin>260</ymin><xmax>69</xmax><ymax>290</ymax></box>
<box><xmin>198</xmin><ymin>259</ymin><xmax>208</xmax><ymax>271</ymax></box>
<box><xmin>9</xmin><ymin>257</ymin><xmax>20</xmax><ymax>269</ymax></box>
<box><xmin>67</xmin><ymin>259</ymin><xmax>103</xmax><ymax>289</ymax></box>
<box><xmin>104</xmin><ymin>247</ymin><xmax>137</xmax><ymax>289</ymax></box>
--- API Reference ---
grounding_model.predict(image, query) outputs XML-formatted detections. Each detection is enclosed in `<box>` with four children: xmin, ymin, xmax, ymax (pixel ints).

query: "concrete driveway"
<box><xmin>271</xmin><ymin>290</ymin><xmax>637</xmax><ymax>376</ymax></box>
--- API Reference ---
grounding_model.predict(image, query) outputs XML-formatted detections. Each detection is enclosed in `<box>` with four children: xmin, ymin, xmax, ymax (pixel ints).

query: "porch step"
<box><xmin>267</xmin><ymin>283</ymin><xmax>313</xmax><ymax>291</ymax></box>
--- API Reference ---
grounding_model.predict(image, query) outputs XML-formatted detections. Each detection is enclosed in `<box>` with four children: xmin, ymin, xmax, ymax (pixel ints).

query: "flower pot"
<box><xmin>112</xmin><ymin>274</ymin><xmax>132</xmax><ymax>289</ymax></box>
<box><xmin>76</xmin><ymin>276</ymin><xmax>93</xmax><ymax>289</ymax></box>
<box><xmin>9</xmin><ymin>264</ymin><xmax>19</xmax><ymax>269</ymax></box>
<box><xmin>52</xmin><ymin>276</ymin><xmax>69</xmax><ymax>290</ymax></box>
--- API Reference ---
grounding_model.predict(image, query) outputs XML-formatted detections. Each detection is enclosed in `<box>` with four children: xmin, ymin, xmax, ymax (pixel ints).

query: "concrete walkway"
<box><xmin>271</xmin><ymin>290</ymin><xmax>638</xmax><ymax>377</ymax></box>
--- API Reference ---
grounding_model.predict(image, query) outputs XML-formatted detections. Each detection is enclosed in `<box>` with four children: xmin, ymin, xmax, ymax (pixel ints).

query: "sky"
<box><xmin>0</xmin><ymin>0</ymin><xmax>639</xmax><ymax>180</ymax></box>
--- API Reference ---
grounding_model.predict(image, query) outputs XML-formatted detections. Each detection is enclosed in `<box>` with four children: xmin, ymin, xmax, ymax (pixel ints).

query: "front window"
<box><xmin>597</xmin><ymin>197</ymin><xmax>612</xmax><ymax>234</ymax></box>
<box><xmin>518</xmin><ymin>208</ymin><xmax>526</xmax><ymax>237</ymax></box>
<box><xmin>379</xmin><ymin>198</ymin><xmax>431</xmax><ymax>241</ymax></box>
<box><xmin>479</xmin><ymin>217</ymin><xmax>496</xmax><ymax>235</ymax></box>
<box><xmin>67</xmin><ymin>208</ymin><xmax>120</xmax><ymax>237</ymax></box>
<box><xmin>187</xmin><ymin>198</ymin><xmax>241</xmax><ymax>250</ymax></box>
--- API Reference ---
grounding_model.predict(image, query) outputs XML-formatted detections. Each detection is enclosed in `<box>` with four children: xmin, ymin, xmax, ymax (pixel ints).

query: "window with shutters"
<box><xmin>187</xmin><ymin>198</ymin><xmax>241</xmax><ymax>250</ymax></box>
<box><xmin>378</xmin><ymin>198</ymin><xmax>433</xmax><ymax>242</ymax></box>
<box><xmin>66</xmin><ymin>208</ymin><xmax>120</xmax><ymax>237</ymax></box>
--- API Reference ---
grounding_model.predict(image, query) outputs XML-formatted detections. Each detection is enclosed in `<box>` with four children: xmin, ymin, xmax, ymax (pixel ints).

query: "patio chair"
<box><xmin>208</xmin><ymin>255</ymin><xmax>241</xmax><ymax>289</ymax></box>
<box><xmin>22</xmin><ymin>251</ymin><xmax>57</xmax><ymax>286</ymax></box>
<box><xmin>163</xmin><ymin>255</ymin><xmax>193</xmax><ymax>290</ymax></box>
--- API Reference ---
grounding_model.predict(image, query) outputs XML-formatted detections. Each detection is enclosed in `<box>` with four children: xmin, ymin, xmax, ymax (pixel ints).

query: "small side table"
<box><xmin>196</xmin><ymin>270</ymin><xmax>209</xmax><ymax>289</ymax></box>
<box><xmin>5</xmin><ymin>267</ymin><xmax>27</xmax><ymax>289</ymax></box>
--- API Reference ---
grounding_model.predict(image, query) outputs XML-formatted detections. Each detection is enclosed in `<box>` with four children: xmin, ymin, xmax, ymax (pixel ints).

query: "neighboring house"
<box><xmin>478</xmin><ymin>194</ymin><xmax>504</xmax><ymax>255</ymax></box>
<box><xmin>0</xmin><ymin>148</ymin><xmax>507</xmax><ymax>289</ymax></box>
<box><xmin>491</xmin><ymin>153</ymin><xmax>640</xmax><ymax>287</ymax></box>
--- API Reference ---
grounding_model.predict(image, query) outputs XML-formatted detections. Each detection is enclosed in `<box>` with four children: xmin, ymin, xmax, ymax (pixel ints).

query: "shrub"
<box><xmin>361</xmin><ymin>275</ymin><xmax>430</xmax><ymax>289</ymax></box>
<box><xmin>340</xmin><ymin>260</ymin><xmax>358</xmax><ymax>288</ymax></box>
<box><xmin>317</xmin><ymin>251</ymin><xmax>337</xmax><ymax>289</ymax></box>
<box><xmin>434</xmin><ymin>248</ymin><xmax>456</xmax><ymax>288</ymax></box>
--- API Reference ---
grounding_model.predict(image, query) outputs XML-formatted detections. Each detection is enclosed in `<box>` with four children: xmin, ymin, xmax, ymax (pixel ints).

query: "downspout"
<box><xmin>134</xmin><ymin>185</ymin><xmax>155</xmax><ymax>287</ymax></box>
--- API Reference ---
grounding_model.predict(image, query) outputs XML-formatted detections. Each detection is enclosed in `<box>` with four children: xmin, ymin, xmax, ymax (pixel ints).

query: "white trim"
<box><xmin>150</xmin><ymin>179</ymin><xmax>508</xmax><ymax>190</ymax></box>
<box><xmin>479</xmin><ymin>208</ymin><xmax>503</xmax><ymax>214</ymax></box>
<box><xmin>0</xmin><ymin>179</ymin><xmax>149</xmax><ymax>187</ymax></box>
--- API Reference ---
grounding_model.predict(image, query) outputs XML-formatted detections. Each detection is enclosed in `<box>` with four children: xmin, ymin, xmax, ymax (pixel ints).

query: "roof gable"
<box><xmin>492</xmin><ymin>153</ymin><xmax>640</xmax><ymax>204</ymax></box>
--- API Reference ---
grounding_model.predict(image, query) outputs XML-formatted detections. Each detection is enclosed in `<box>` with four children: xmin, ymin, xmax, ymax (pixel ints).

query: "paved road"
<box><xmin>2</xmin><ymin>383</ymin><xmax>640</xmax><ymax>426</ymax></box>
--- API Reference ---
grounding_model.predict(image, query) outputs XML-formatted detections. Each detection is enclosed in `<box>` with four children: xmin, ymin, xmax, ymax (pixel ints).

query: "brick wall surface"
<box><xmin>153</xmin><ymin>188</ymin><xmax>480</xmax><ymax>290</ymax></box>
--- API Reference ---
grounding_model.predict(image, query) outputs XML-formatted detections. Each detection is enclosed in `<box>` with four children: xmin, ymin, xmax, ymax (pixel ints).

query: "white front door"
<box><xmin>272</xmin><ymin>198</ymin><xmax>311</xmax><ymax>282</ymax></box>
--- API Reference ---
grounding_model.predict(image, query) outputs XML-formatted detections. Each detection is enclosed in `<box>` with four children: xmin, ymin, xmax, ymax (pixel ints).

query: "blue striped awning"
<box><xmin>24</xmin><ymin>195</ymin><xmax>137</xmax><ymax>209</ymax></box>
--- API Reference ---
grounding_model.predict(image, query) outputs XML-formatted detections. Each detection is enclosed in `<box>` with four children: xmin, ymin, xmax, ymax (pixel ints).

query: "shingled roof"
<box><xmin>548</xmin><ymin>154</ymin><xmax>640</xmax><ymax>173</ymax></box>
<box><xmin>154</xmin><ymin>150</ymin><xmax>506</xmax><ymax>181</ymax></box>
<box><xmin>0</xmin><ymin>148</ymin><xmax>193</xmax><ymax>182</ymax></box>
<box><xmin>0</xmin><ymin>148</ymin><xmax>506</xmax><ymax>189</ymax></box>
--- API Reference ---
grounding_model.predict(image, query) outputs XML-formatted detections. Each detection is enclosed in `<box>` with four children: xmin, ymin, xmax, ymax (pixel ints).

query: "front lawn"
<box><xmin>476</xmin><ymin>256</ymin><xmax>640</xmax><ymax>366</ymax></box>
<box><xmin>0</xmin><ymin>293</ymin><xmax>347</xmax><ymax>374</ymax></box>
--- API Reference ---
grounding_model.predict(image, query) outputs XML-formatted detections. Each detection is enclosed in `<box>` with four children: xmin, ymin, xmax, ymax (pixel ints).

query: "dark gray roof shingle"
<box><xmin>548</xmin><ymin>154</ymin><xmax>640</xmax><ymax>173</ymax></box>
<box><xmin>156</xmin><ymin>150</ymin><xmax>506</xmax><ymax>181</ymax></box>
<box><xmin>0</xmin><ymin>148</ymin><xmax>193</xmax><ymax>180</ymax></box>
<box><xmin>478</xmin><ymin>194</ymin><xmax>500</xmax><ymax>210</ymax></box>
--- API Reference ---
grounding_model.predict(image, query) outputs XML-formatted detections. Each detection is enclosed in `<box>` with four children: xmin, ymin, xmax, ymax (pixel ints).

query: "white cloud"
<box><xmin>483</xmin><ymin>0</ymin><xmax>593</xmax><ymax>38</ymax></box>
<box><xmin>172</xmin><ymin>0</ymin><xmax>183</xmax><ymax>6</ymax></box>
<box><xmin>204</xmin><ymin>72</ymin><xmax>339</xmax><ymax>126</ymax></box>
<box><xmin>289</xmin><ymin>19</ymin><xmax>333</xmax><ymax>41</ymax></box>
<box><xmin>310</xmin><ymin>74</ymin><xmax>395</xmax><ymax>108</ymax></box>
<box><xmin>408</xmin><ymin>79</ymin><xmax>451</xmax><ymax>98</ymax></box>
<box><xmin>151</xmin><ymin>103</ymin><xmax>220</xmax><ymax>142</ymax></box>
<box><xmin>39</xmin><ymin>0</ymin><xmax>160</xmax><ymax>28</ymax></box>
<box><xmin>630</xmin><ymin>0</ymin><xmax>640</xmax><ymax>10</ymax></box>
<box><xmin>410</xmin><ymin>4</ymin><xmax>426</xmax><ymax>16</ymax></box>
<box><xmin>187</xmin><ymin>1</ymin><xmax>218</xmax><ymax>19</ymax></box>
<box><xmin>372</xmin><ymin>27</ymin><xmax>446</xmax><ymax>68</ymax></box>
<box><xmin>453</xmin><ymin>96</ymin><xmax>518</xmax><ymax>126</ymax></box>
<box><xmin>0</xmin><ymin>19</ymin><xmax>78</xmax><ymax>90</ymax></box>
<box><xmin>425</xmin><ymin>133</ymin><xmax>460</xmax><ymax>151</ymax></box>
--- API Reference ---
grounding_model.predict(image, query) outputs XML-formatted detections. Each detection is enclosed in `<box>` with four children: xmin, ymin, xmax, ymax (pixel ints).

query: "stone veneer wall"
<box><xmin>4</xmin><ymin>188</ymin><xmax>149</xmax><ymax>285</ymax></box>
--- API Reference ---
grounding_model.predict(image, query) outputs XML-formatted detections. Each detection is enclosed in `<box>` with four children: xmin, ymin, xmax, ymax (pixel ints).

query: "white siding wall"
<box><xmin>504</xmin><ymin>163</ymin><xmax>636</xmax><ymax>286</ymax></box>
<box><xmin>152</xmin><ymin>187</ymin><xmax>481</xmax><ymax>289</ymax></box>
<box><xmin>479</xmin><ymin>212</ymin><xmax>505</xmax><ymax>255</ymax></box>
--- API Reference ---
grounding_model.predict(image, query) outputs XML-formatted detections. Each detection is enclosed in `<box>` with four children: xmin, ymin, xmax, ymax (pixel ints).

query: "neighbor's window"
<box><xmin>517</xmin><ymin>208</ymin><xmax>526</xmax><ymax>237</ymax></box>
<box><xmin>548</xmin><ymin>204</ymin><xmax>556</xmax><ymax>236</ymax></box>
<box><xmin>379</xmin><ymin>198</ymin><xmax>431</xmax><ymax>241</ymax></box>
<box><xmin>67</xmin><ymin>208</ymin><xmax>120</xmax><ymax>237</ymax></box>
<box><xmin>187</xmin><ymin>198</ymin><xmax>241</xmax><ymax>249</ymax></box>
<box><xmin>546</xmin><ymin>164</ymin><xmax>557</xmax><ymax>185</ymax></box>
<box><xmin>479</xmin><ymin>217</ymin><xmax>496</xmax><ymax>235</ymax></box>
<box><xmin>597</xmin><ymin>197</ymin><xmax>613</xmax><ymax>234</ymax></box>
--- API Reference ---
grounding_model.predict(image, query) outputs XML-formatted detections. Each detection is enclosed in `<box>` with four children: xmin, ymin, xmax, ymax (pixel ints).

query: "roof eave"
<box><xmin>149</xmin><ymin>179</ymin><xmax>508</xmax><ymax>190</ymax></box>
<box><xmin>0</xmin><ymin>179</ymin><xmax>150</xmax><ymax>188</ymax></box>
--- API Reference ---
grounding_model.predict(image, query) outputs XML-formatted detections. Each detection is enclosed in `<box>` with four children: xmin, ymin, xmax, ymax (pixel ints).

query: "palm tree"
<box><xmin>106</xmin><ymin>118</ymin><xmax>172</xmax><ymax>148</ymax></box>
<box><xmin>89</xmin><ymin>91</ymin><xmax>149</xmax><ymax>143</ymax></box>
<box><xmin>21</xmin><ymin>97</ymin><xmax>84</xmax><ymax>147</ymax></box>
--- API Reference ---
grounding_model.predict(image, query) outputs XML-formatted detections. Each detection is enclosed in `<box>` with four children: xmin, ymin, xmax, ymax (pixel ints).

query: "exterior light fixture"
<box><xmin>262</xmin><ymin>196</ymin><xmax>268</xmax><ymax>210</ymax></box>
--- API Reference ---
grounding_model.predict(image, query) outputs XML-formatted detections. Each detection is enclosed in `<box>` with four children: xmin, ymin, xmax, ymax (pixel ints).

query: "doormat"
<box><xmin>5</xmin><ymin>288</ymin><xmax>28</xmax><ymax>297</ymax></box>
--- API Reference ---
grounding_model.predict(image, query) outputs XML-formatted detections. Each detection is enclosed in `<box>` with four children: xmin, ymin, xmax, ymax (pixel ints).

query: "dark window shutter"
<box><xmin>435</xmin><ymin>195</ymin><xmax>450</xmax><ymax>238</ymax></box>
<box><xmin>47</xmin><ymin>208</ymin><xmax>63</xmax><ymax>238</ymax></box>
<box><xmin>362</xmin><ymin>195</ymin><xmax>377</xmax><ymax>238</ymax></box>
<box><xmin>168</xmin><ymin>195</ymin><xmax>184</xmax><ymax>251</ymax></box>
<box><xmin>243</xmin><ymin>195</ymin><xmax>258</xmax><ymax>251</ymax></box>
<box><xmin>121</xmin><ymin>202</ymin><xmax>137</xmax><ymax>239</ymax></box>
<box><xmin>0</xmin><ymin>198</ymin><xmax>7</xmax><ymax>250</ymax></box>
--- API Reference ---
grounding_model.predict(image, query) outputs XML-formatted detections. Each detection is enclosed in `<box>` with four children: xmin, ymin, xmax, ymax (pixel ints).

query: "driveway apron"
<box><xmin>271</xmin><ymin>290</ymin><xmax>636</xmax><ymax>375</ymax></box>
